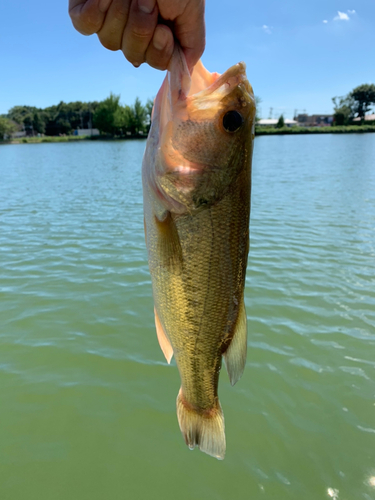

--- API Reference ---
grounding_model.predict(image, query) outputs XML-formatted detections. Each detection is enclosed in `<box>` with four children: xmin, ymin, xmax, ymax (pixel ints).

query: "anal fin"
<box><xmin>154</xmin><ymin>307</ymin><xmax>173</xmax><ymax>364</ymax></box>
<box><xmin>223</xmin><ymin>300</ymin><xmax>248</xmax><ymax>386</ymax></box>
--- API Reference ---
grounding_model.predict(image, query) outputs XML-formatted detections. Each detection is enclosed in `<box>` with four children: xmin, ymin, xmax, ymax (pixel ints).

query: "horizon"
<box><xmin>1</xmin><ymin>1</ymin><xmax>374</xmax><ymax>119</ymax></box>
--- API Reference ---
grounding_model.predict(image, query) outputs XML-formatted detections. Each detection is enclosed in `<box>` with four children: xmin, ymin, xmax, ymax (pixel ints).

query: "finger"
<box><xmin>159</xmin><ymin>0</ymin><xmax>206</xmax><ymax>70</ymax></box>
<box><xmin>145</xmin><ymin>24</ymin><xmax>174</xmax><ymax>71</ymax></box>
<box><xmin>175</xmin><ymin>0</ymin><xmax>205</xmax><ymax>70</ymax></box>
<box><xmin>97</xmin><ymin>0</ymin><xmax>131</xmax><ymax>51</ymax></box>
<box><xmin>121</xmin><ymin>0</ymin><xmax>158</xmax><ymax>67</ymax></box>
<box><xmin>69</xmin><ymin>0</ymin><xmax>112</xmax><ymax>36</ymax></box>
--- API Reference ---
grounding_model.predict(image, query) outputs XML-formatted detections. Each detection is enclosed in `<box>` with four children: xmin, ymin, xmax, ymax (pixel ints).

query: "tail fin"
<box><xmin>176</xmin><ymin>389</ymin><xmax>226</xmax><ymax>460</ymax></box>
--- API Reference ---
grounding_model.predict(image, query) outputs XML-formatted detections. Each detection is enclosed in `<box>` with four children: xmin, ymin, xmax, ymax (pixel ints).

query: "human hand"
<box><xmin>69</xmin><ymin>0</ymin><xmax>205</xmax><ymax>71</ymax></box>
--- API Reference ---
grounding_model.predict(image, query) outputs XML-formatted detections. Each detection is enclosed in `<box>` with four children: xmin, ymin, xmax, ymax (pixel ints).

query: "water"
<box><xmin>0</xmin><ymin>135</ymin><xmax>374</xmax><ymax>500</ymax></box>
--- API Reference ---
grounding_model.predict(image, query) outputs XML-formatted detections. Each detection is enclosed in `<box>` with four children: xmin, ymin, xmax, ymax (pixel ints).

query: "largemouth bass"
<box><xmin>142</xmin><ymin>47</ymin><xmax>256</xmax><ymax>459</ymax></box>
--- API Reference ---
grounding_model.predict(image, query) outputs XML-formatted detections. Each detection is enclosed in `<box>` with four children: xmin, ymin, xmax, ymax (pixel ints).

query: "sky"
<box><xmin>0</xmin><ymin>0</ymin><xmax>374</xmax><ymax>119</ymax></box>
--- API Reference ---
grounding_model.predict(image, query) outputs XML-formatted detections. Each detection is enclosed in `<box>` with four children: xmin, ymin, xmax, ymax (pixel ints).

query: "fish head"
<box><xmin>148</xmin><ymin>48</ymin><xmax>256</xmax><ymax>214</ymax></box>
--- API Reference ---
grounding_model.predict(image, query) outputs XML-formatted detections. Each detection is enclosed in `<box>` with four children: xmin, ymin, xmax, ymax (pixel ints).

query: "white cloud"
<box><xmin>323</xmin><ymin>20</ymin><xmax>328</xmax><ymax>23</ymax></box>
<box><xmin>262</xmin><ymin>25</ymin><xmax>272</xmax><ymax>35</ymax></box>
<box><xmin>348</xmin><ymin>9</ymin><xmax>356</xmax><ymax>14</ymax></box>
<box><xmin>337</xmin><ymin>11</ymin><xmax>349</xmax><ymax>20</ymax></box>
<box><xmin>334</xmin><ymin>11</ymin><xmax>350</xmax><ymax>21</ymax></box>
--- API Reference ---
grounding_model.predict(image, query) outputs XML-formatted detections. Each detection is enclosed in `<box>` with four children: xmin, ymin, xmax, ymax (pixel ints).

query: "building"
<box><xmin>257</xmin><ymin>118</ymin><xmax>297</xmax><ymax>127</ymax></box>
<box><xmin>353</xmin><ymin>114</ymin><xmax>375</xmax><ymax>123</ymax></box>
<box><xmin>296</xmin><ymin>114</ymin><xmax>333</xmax><ymax>127</ymax></box>
<box><xmin>73</xmin><ymin>128</ymin><xmax>100</xmax><ymax>136</ymax></box>
<box><xmin>11</xmin><ymin>130</ymin><xmax>27</xmax><ymax>138</ymax></box>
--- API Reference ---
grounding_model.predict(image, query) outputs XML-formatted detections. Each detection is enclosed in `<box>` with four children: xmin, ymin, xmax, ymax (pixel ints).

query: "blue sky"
<box><xmin>1</xmin><ymin>0</ymin><xmax>374</xmax><ymax>118</ymax></box>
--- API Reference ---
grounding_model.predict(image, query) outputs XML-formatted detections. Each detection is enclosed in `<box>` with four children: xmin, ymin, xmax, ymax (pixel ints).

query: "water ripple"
<box><xmin>1</xmin><ymin>136</ymin><xmax>375</xmax><ymax>500</ymax></box>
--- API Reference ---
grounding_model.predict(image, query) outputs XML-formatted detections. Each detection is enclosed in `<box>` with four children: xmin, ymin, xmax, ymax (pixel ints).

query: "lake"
<box><xmin>0</xmin><ymin>134</ymin><xmax>375</xmax><ymax>500</ymax></box>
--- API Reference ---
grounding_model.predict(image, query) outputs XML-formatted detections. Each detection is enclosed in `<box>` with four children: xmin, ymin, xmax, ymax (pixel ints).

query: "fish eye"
<box><xmin>222</xmin><ymin>110</ymin><xmax>243</xmax><ymax>133</ymax></box>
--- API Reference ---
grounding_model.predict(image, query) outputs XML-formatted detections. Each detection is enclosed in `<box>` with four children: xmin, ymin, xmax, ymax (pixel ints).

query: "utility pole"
<box><xmin>269</xmin><ymin>107</ymin><xmax>273</xmax><ymax>119</ymax></box>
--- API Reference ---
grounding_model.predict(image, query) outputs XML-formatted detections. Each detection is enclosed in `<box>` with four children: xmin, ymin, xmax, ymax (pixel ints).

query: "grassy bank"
<box><xmin>2</xmin><ymin>135</ymin><xmax>93</xmax><ymax>145</ymax></box>
<box><xmin>2</xmin><ymin>125</ymin><xmax>375</xmax><ymax>145</ymax></box>
<box><xmin>255</xmin><ymin>125</ymin><xmax>375</xmax><ymax>135</ymax></box>
<box><xmin>1</xmin><ymin>134</ymin><xmax>147</xmax><ymax>145</ymax></box>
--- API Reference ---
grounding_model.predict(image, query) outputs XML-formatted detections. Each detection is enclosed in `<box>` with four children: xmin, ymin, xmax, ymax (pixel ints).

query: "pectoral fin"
<box><xmin>154</xmin><ymin>307</ymin><xmax>173</xmax><ymax>364</ymax></box>
<box><xmin>223</xmin><ymin>300</ymin><xmax>247</xmax><ymax>386</ymax></box>
<box><xmin>155</xmin><ymin>211</ymin><xmax>182</xmax><ymax>270</ymax></box>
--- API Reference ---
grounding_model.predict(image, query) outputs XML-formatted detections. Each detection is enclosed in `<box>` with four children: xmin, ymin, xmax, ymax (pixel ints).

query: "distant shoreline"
<box><xmin>0</xmin><ymin>135</ymin><xmax>147</xmax><ymax>145</ymax></box>
<box><xmin>1</xmin><ymin>125</ymin><xmax>375</xmax><ymax>145</ymax></box>
<box><xmin>255</xmin><ymin>125</ymin><xmax>375</xmax><ymax>135</ymax></box>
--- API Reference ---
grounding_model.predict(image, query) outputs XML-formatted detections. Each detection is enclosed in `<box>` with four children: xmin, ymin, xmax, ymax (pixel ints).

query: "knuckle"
<box><xmin>130</xmin><ymin>24</ymin><xmax>153</xmax><ymax>40</ymax></box>
<box><xmin>112</xmin><ymin>3</ymin><xmax>129</xmax><ymax>22</ymax></box>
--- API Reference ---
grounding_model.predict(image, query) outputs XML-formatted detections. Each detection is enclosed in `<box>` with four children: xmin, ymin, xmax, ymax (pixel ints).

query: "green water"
<box><xmin>0</xmin><ymin>135</ymin><xmax>374</xmax><ymax>500</ymax></box>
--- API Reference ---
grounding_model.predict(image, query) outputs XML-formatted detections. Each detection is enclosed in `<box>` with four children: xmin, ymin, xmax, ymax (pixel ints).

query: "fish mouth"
<box><xmin>165</xmin><ymin>45</ymin><xmax>254</xmax><ymax>121</ymax></box>
<box><xmin>189</xmin><ymin>61</ymin><xmax>252</xmax><ymax>101</ymax></box>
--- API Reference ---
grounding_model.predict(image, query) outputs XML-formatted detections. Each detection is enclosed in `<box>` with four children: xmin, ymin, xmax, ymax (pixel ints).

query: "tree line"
<box><xmin>0</xmin><ymin>94</ymin><xmax>153</xmax><ymax>140</ymax></box>
<box><xmin>333</xmin><ymin>84</ymin><xmax>375</xmax><ymax>125</ymax></box>
<box><xmin>1</xmin><ymin>84</ymin><xmax>374</xmax><ymax>140</ymax></box>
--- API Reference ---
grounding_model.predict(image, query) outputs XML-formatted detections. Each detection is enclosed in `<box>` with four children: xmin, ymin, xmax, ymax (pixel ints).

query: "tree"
<box><xmin>332</xmin><ymin>84</ymin><xmax>375</xmax><ymax>125</ymax></box>
<box><xmin>0</xmin><ymin>116</ymin><xmax>17</xmax><ymax>139</ymax></box>
<box><xmin>93</xmin><ymin>95</ymin><xmax>149</xmax><ymax>136</ymax></box>
<box><xmin>116</xmin><ymin>97</ymin><xmax>149</xmax><ymax>135</ymax></box>
<box><xmin>93</xmin><ymin>93</ymin><xmax>121</xmax><ymax>135</ymax></box>
<box><xmin>4</xmin><ymin>96</ymin><xmax>151</xmax><ymax>137</ymax></box>
<box><xmin>276</xmin><ymin>114</ymin><xmax>285</xmax><ymax>128</ymax></box>
<box><xmin>144</xmin><ymin>98</ymin><xmax>154</xmax><ymax>132</ymax></box>
<box><xmin>7</xmin><ymin>105</ymin><xmax>38</xmax><ymax>135</ymax></box>
<box><xmin>113</xmin><ymin>104</ymin><xmax>132</xmax><ymax>133</ymax></box>
<box><xmin>43</xmin><ymin>101</ymin><xmax>99</xmax><ymax>135</ymax></box>
<box><xmin>350</xmin><ymin>84</ymin><xmax>375</xmax><ymax>118</ymax></box>
<box><xmin>33</xmin><ymin>111</ymin><xmax>46</xmax><ymax>134</ymax></box>
<box><xmin>332</xmin><ymin>95</ymin><xmax>355</xmax><ymax>125</ymax></box>
<box><xmin>131</xmin><ymin>97</ymin><xmax>147</xmax><ymax>134</ymax></box>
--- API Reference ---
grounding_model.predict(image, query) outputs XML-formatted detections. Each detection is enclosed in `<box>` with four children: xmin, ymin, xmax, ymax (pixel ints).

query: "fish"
<box><xmin>142</xmin><ymin>46</ymin><xmax>256</xmax><ymax>460</ymax></box>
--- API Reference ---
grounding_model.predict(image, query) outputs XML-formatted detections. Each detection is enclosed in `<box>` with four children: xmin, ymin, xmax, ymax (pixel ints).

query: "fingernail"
<box><xmin>153</xmin><ymin>27</ymin><xmax>168</xmax><ymax>51</ymax></box>
<box><xmin>138</xmin><ymin>0</ymin><xmax>155</xmax><ymax>14</ymax></box>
